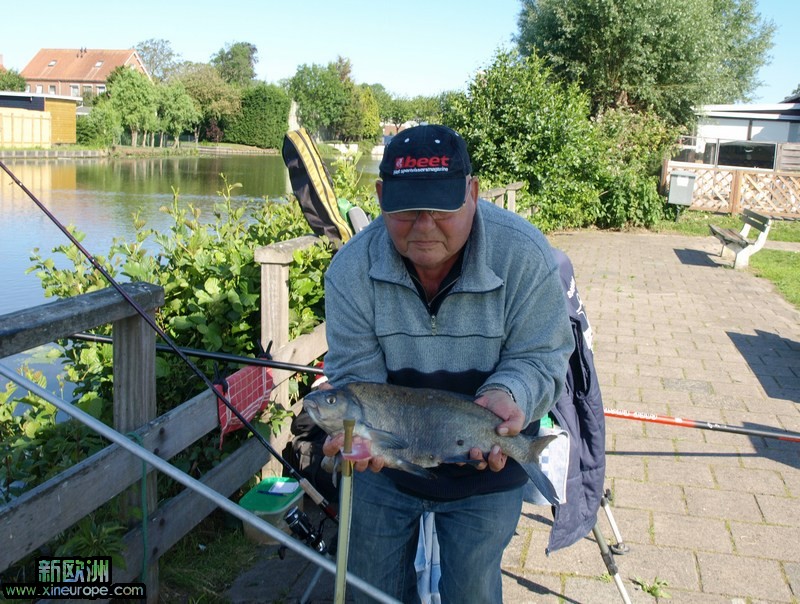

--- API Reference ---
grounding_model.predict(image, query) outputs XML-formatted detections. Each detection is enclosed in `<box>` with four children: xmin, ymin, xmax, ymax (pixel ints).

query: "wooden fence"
<box><xmin>0</xmin><ymin>237</ymin><xmax>328</xmax><ymax>602</ymax></box>
<box><xmin>662</xmin><ymin>160</ymin><xmax>800</xmax><ymax>217</ymax></box>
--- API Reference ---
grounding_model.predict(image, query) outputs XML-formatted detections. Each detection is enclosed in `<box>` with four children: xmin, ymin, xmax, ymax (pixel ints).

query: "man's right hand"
<box><xmin>322</xmin><ymin>433</ymin><xmax>385</xmax><ymax>473</ymax></box>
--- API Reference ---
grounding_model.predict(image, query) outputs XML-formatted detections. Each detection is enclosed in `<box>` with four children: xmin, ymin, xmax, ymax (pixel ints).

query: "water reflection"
<box><xmin>0</xmin><ymin>154</ymin><xmax>381</xmax><ymax>317</ymax></box>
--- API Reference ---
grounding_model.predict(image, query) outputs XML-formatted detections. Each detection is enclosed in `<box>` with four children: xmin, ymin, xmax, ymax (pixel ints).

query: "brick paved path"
<box><xmin>227</xmin><ymin>231</ymin><xmax>800</xmax><ymax>603</ymax></box>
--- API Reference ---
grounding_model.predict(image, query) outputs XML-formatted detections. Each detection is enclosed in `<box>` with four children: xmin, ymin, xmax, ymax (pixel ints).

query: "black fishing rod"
<box><xmin>0</xmin><ymin>159</ymin><xmax>338</xmax><ymax>523</ymax></box>
<box><xmin>71</xmin><ymin>332</ymin><xmax>324</xmax><ymax>375</ymax></box>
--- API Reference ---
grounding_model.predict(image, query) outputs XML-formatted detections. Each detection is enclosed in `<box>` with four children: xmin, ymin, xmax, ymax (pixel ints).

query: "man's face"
<box><xmin>377</xmin><ymin>177</ymin><xmax>478</xmax><ymax>272</ymax></box>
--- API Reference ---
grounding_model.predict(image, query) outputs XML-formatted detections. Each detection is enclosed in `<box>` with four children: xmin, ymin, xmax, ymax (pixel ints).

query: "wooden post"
<box><xmin>255</xmin><ymin>235</ymin><xmax>320</xmax><ymax>476</ymax></box>
<box><xmin>113</xmin><ymin>309</ymin><xmax>158</xmax><ymax>602</ymax></box>
<box><xmin>729</xmin><ymin>171</ymin><xmax>742</xmax><ymax>215</ymax></box>
<box><xmin>505</xmin><ymin>182</ymin><xmax>525</xmax><ymax>214</ymax></box>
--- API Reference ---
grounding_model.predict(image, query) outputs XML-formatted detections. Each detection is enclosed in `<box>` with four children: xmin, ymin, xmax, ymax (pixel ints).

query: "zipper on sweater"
<box><xmin>430</xmin><ymin>314</ymin><xmax>437</xmax><ymax>335</ymax></box>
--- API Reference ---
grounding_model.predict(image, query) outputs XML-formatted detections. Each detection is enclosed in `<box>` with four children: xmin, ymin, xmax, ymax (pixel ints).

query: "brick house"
<box><xmin>20</xmin><ymin>48</ymin><xmax>150</xmax><ymax>99</ymax></box>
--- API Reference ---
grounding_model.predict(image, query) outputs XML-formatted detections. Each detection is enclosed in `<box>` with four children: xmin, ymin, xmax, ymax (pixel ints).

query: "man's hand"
<box><xmin>322</xmin><ymin>433</ymin><xmax>385</xmax><ymax>473</ymax></box>
<box><xmin>470</xmin><ymin>388</ymin><xmax>526</xmax><ymax>472</ymax></box>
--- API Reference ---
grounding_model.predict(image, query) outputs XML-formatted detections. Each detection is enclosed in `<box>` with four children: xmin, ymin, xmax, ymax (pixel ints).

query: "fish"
<box><xmin>302</xmin><ymin>382</ymin><xmax>559</xmax><ymax>502</ymax></box>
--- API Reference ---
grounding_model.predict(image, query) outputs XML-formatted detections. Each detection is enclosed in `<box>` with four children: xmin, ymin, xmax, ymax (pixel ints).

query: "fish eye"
<box><xmin>325</xmin><ymin>394</ymin><xmax>336</xmax><ymax>405</ymax></box>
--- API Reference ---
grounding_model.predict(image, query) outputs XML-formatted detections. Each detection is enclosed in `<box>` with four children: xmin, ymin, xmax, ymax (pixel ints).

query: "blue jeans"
<box><xmin>347</xmin><ymin>470</ymin><xmax>524</xmax><ymax>604</ymax></box>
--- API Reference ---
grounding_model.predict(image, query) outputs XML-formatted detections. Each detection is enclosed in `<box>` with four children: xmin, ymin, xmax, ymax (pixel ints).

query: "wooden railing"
<box><xmin>1</xmin><ymin>182</ymin><xmax>531</xmax><ymax>599</ymax></box>
<box><xmin>480</xmin><ymin>181</ymin><xmax>527</xmax><ymax>214</ymax></box>
<box><xmin>663</xmin><ymin>160</ymin><xmax>800</xmax><ymax>217</ymax></box>
<box><xmin>0</xmin><ymin>237</ymin><xmax>328</xmax><ymax>602</ymax></box>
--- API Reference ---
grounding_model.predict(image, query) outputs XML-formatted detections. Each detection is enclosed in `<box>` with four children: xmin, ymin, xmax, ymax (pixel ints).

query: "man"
<box><xmin>321</xmin><ymin>124</ymin><xmax>573</xmax><ymax>603</ymax></box>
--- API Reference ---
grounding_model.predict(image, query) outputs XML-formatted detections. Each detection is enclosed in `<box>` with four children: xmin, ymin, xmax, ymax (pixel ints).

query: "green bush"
<box><xmin>442</xmin><ymin>49</ymin><xmax>603</xmax><ymax>231</ymax></box>
<box><xmin>223</xmin><ymin>83</ymin><xmax>291</xmax><ymax>149</ymax></box>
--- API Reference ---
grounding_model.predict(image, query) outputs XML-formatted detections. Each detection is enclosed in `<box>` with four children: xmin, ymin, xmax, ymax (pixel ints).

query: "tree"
<box><xmin>289</xmin><ymin>62</ymin><xmax>350</xmax><ymax>137</ymax></box>
<box><xmin>174</xmin><ymin>62</ymin><xmax>241</xmax><ymax>142</ymax></box>
<box><xmin>76</xmin><ymin>99</ymin><xmax>122</xmax><ymax>147</ymax></box>
<box><xmin>516</xmin><ymin>0</ymin><xmax>775</xmax><ymax>125</ymax></box>
<box><xmin>136</xmin><ymin>38</ymin><xmax>180</xmax><ymax>83</ymax></box>
<box><xmin>223</xmin><ymin>83</ymin><xmax>290</xmax><ymax>149</ymax></box>
<box><xmin>106</xmin><ymin>66</ymin><xmax>157</xmax><ymax>146</ymax></box>
<box><xmin>211</xmin><ymin>42</ymin><xmax>258</xmax><ymax>87</ymax></box>
<box><xmin>0</xmin><ymin>68</ymin><xmax>26</xmax><ymax>91</ymax></box>
<box><xmin>157</xmin><ymin>82</ymin><xmax>200</xmax><ymax>147</ymax></box>
<box><xmin>443</xmin><ymin>49</ymin><xmax>603</xmax><ymax>230</ymax></box>
<box><xmin>340</xmin><ymin>84</ymin><xmax>381</xmax><ymax>142</ymax></box>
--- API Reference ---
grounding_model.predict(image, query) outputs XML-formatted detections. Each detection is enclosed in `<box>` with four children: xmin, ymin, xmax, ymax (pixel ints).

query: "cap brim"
<box><xmin>381</xmin><ymin>177</ymin><xmax>466</xmax><ymax>213</ymax></box>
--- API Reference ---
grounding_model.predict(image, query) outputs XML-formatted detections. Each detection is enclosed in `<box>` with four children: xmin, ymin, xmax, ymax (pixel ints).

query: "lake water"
<box><xmin>0</xmin><ymin>154</ymin><xmax>381</xmax><ymax>317</ymax></box>
<box><xmin>0</xmin><ymin>152</ymin><xmax>381</xmax><ymax>397</ymax></box>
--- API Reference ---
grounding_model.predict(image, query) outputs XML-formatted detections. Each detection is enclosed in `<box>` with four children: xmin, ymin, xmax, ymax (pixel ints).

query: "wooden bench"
<box><xmin>709</xmin><ymin>209</ymin><xmax>773</xmax><ymax>269</ymax></box>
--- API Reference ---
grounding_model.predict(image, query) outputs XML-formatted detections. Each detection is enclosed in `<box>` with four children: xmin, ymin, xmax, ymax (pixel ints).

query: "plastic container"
<box><xmin>239</xmin><ymin>476</ymin><xmax>304</xmax><ymax>544</ymax></box>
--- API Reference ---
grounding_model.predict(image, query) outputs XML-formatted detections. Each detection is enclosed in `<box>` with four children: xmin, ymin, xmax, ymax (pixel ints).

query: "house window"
<box><xmin>48</xmin><ymin>60</ymin><xmax>57</xmax><ymax>67</ymax></box>
<box><xmin>83</xmin><ymin>85</ymin><xmax>93</xmax><ymax>95</ymax></box>
<box><xmin>49</xmin><ymin>85</ymin><xmax>56</xmax><ymax>94</ymax></box>
<box><xmin>717</xmin><ymin>141</ymin><xmax>776</xmax><ymax>170</ymax></box>
<box><xmin>97</xmin><ymin>85</ymin><xmax>106</xmax><ymax>95</ymax></box>
<box><xmin>70</xmin><ymin>84</ymin><xmax>80</xmax><ymax>97</ymax></box>
<box><xmin>94</xmin><ymin>61</ymin><xmax>103</xmax><ymax>68</ymax></box>
<box><xmin>35</xmin><ymin>84</ymin><xmax>43</xmax><ymax>93</ymax></box>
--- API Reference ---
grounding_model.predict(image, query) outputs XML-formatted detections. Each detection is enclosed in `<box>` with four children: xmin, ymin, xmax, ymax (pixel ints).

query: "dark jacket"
<box><xmin>546</xmin><ymin>249</ymin><xmax>606</xmax><ymax>554</ymax></box>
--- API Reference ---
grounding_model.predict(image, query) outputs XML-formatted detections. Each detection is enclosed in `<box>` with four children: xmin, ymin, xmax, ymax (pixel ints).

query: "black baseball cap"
<box><xmin>378</xmin><ymin>124</ymin><xmax>472</xmax><ymax>213</ymax></box>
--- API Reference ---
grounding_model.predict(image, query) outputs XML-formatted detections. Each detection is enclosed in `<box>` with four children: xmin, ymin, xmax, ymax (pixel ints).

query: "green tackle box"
<box><xmin>239</xmin><ymin>477</ymin><xmax>304</xmax><ymax>544</ymax></box>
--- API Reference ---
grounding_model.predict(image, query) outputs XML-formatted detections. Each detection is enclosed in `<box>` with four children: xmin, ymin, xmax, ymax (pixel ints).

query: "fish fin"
<box><xmin>521</xmin><ymin>462</ymin><xmax>560</xmax><ymax>505</ymax></box>
<box><xmin>393</xmin><ymin>459</ymin><xmax>437</xmax><ymax>479</ymax></box>
<box><xmin>525</xmin><ymin>433</ymin><xmax>559</xmax><ymax>461</ymax></box>
<box><xmin>367</xmin><ymin>428</ymin><xmax>409</xmax><ymax>450</ymax></box>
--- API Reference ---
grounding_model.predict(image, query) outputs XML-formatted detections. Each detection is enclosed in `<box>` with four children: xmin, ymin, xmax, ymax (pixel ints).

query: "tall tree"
<box><xmin>516</xmin><ymin>0</ymin><xmax>774</xmax><ymax>125</ymax></box>
<box><xmin>157</xmin><ymin>82</ymin><xmax>200</xmax><ymax>147</ymax></box>
<box><xmin>173</xmin><ymin>62</ymin><xmax>241</xmax><ymax>142</ymax></box>
<box><xmin>135</xmin><ymin>38</ymin><xmax>180</xmax><ymax>83</ymax></box>
<box><xmin>289</xmin><ymin>62</ymin><xmax>349</xmax><ymax>137</ymax></box>
<box><xmin>106</xmin><ymin>66</ymin><xmax>157</xmax><ymax>146</ymax></box>
<box><xmin>211</xmin><ymin>42</ymin><xmax>258</xmax><ymax>87</ymax></box>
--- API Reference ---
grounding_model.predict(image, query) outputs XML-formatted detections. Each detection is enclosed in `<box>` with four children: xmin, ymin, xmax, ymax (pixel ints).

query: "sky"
<box><xmin>1</xmin><ymin>0</ymin><xmax>797</xmax><ymax>103</ymax></box>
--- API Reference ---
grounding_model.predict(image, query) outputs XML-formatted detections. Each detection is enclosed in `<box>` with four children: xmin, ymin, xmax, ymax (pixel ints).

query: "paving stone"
<box><xmin>711</xmin><ymin>464</ymin><xmax>789</xmax><ymax>496</ymax></box>
<box><xmin>684</xmin><ymin>486</ymin><xmax>763</xmax><ymax>522</ymax></box>
<box><xmin>652</xmin><ymin>511</ymin><xmax>733</xmax><ymax>553</ymax></box>
<box><xmin>755</xmin><ymin>493</ymin><xmax>800</xmax><ymax>526</ymax></box>
<box><xmin>729</xmin><ymin>521</ymin><xmax>800</xmax><ymax>560</ymax></box>
<box><xmin>696</xmin><ymin>551</ymin><xmax>793</xmax><ymax>601</ymax></box>
<box><xmin>646</xmin><ymin>457</ymin><xmax>715</xmax><ymax>488</ymax></box>
<box><xmin>612</xmin><ymin>479</ymin><xmax>686</xmax><ymax>514</ymax></box>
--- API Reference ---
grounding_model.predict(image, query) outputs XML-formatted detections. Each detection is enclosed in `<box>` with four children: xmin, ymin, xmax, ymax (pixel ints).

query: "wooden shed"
<box><xmin>0</xmin><ymin>92</ymin><xmax>80</xmax><ymax>146</ymax></box>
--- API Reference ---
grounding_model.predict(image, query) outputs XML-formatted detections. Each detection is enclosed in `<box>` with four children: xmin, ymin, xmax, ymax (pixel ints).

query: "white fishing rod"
<box><xmin>0</xmin><ymin>364</ymin><xmax>398</xmax><ymax>604</ymax></box>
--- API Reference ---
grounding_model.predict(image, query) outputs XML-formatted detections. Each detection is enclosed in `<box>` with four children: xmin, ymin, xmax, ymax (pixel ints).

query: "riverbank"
<box><xmin>0</xmin><ymin>142</ymin><xmax>279</xmax><ymax>160</ymax></box>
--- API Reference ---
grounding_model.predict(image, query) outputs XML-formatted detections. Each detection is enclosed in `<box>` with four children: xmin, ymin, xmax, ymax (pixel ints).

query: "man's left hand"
<box><xmin>470</xmin><ymin>388</ymin><xmax>526</xmax><ymax>472</ymax></box>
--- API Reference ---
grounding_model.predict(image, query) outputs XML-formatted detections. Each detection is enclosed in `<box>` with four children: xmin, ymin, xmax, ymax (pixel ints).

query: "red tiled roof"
<box><xmin>20</xmin><ymin>49</ymin><xmax>150</xmax><ymax>83</ymax></box>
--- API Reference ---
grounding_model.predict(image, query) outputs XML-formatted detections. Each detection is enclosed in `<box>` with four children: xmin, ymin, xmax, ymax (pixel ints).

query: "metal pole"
<box><xmin>0</xmin><ymin>364</ymin><xmax>398</xmax><ymax>604</ymax></box>
<box><xmin>70</xmin><ymin>332</ymin><xmax>324</xmax><ymax>375</ymax></box>
<box><xmin>334</xmin><ymin>419</ymin><xmax>356</xmax><ymax>604</ymax></box>
<box><xmin>604</xmin><ymin>407</ymin><xmax>800</xmax><ymax>443</ymax></box>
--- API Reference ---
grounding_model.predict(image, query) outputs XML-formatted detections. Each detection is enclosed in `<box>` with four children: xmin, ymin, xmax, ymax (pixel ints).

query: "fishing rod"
<box><xmin>71</xmin><ymin>332</ymin><xmax>324</xmax><ymax>375</ymax></box>
<box><xmin>604</xmin><ymin>407</ymin><xmax>800</xmax><ymax>443</ymax></box>
<box><xmin>0</xmin><ymin>365</ymin><xmax>396</xmax><ymax>604</ymax></box>
<box><xmin>0</xmin><ymin>159</ymin><xmax>338</xmax><ymax>523</ymax></box>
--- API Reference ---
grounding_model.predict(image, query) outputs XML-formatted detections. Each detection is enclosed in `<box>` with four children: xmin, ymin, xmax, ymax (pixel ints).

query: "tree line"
<box><xmin>0</xmin><ymin>0</ymin><xmax>790</xmax><ymax>229</ymax></box>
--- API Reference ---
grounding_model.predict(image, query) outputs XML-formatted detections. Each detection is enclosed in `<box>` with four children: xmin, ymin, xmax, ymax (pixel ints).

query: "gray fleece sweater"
<box><xmin>322</xmin><ymin>199</ymin><xmax>573</xmax><ymax>499</ymax></box>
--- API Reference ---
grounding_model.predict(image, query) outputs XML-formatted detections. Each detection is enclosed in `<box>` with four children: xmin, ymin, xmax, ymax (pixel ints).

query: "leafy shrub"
<box><xmin>443</xmin><ymin>49</ymin><xmax>603</xmax><ymax>231</ymax></box>
<box><xmin>223</xmin><ymin>83</ymin><xmax>291</xmax><ymax>149</ymax></box>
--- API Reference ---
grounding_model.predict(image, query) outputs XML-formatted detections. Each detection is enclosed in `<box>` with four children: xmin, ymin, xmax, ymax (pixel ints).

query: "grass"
<box><xmin>654</xmin><ymin>210</ymin><xmax>800</xmax><ymax>242</ymax></box>
<box><xmin>159</xmin><ymin>512</ymin><xmax>261</xmax><ymax>603</ymax></box>
<box><xmin>653</xmin><ymin>209</ymin><xmax>800</xmax><ymax>310</ymax></box>
<box><xmin>750</xmin><ymin>250</ymin><xmax>800</xmax><ymax>308</ymax></box>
